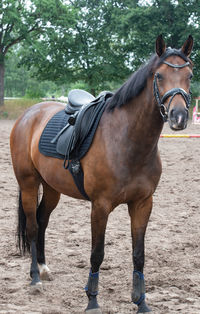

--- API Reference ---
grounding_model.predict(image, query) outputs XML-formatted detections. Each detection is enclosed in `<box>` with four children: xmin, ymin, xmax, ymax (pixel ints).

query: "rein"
<box><xmin>153</xmin><ymin>58</ymin><xmax>191</xmax><ymax>122</ymax></box>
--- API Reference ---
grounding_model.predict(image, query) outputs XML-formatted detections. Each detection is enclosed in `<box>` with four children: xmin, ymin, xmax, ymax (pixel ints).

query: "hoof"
<box><xmin>137</xmin><ymin>300</ymin><xmax>151</xmax><ymax>313</ymax></box>
<box><xmin>85</xmin><ymin>296</ymin><xmax>102</xmax><ymax>314</ymax></box>
<box><xmin>30</xmin><ymin>276</ymin><xmax>41</xmax><ymax>286</ymax></box>
<box><xmin>38</xmin><ymin>264</ymin><xmax>53</xmax><ymax>281</ymax></box>
<box><xmin>85</xmin><ymin>309</ymin><xmax>102</xmax><ymax>314</ymax></box>
<box><xmin>40</xmin><ymin>271</ymin><xmax>53</xmax><ymax>281</ymax></box>
<box><xmin>29</xmin><ymin>281</ymin><xmax>43</xmax><ymax>295</ymax></box>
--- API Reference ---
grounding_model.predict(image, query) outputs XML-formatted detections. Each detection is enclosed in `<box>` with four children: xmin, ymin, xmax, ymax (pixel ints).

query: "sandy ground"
<box><xmin>0</xmin><ymin>119</ymin><xmax>200</xmax><ymax>314</ymax></box>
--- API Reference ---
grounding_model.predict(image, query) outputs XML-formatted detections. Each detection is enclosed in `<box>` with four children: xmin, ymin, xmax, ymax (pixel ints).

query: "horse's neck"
<box><xmin>105</xmin><ymin>88</ymin><xmax>163</xmax><ymax>160</ymax></box>
<box><xmin>128</xmin><ymin>91</ymin><xmax>163</xmax><ymax>142</ymax></box>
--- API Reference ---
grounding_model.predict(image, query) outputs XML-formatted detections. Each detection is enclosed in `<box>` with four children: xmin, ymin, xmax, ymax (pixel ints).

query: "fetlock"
<box><xmin>132</xmin><ymin>270</ymin><xmax>145</xmax><ymax>305</ymax></box>
<box><xmin>85</xmin><ymin>270</ymin><xmax>100</xmax><ymax>311</ymax></box>
<box><xmin>85</xmin><ymin>269</ymin><xmax>99</xmax><ymax>297</ymax></box>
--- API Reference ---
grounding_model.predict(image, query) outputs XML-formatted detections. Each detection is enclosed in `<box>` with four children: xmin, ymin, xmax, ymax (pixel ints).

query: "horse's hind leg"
<box><xmin>36</xmin><ymin>181</ymin><xmax>60</xmax><ymax>280</ymax></box>
<box><xmin>19</xmin><ymin>177</ymin><xmax>41</xmax><ymax>286</ymax></box>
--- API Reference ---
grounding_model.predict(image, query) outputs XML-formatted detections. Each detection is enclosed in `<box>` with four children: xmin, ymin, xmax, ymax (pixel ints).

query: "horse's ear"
<box><xmin>156</xmin><ymin>34</ymin><xmax>166</xmax><ymax>57</ymax></box>
<box><xmin>181</xmin><ymin>35</ymin><xmax>193</xmax><ymax>57</ymax></box>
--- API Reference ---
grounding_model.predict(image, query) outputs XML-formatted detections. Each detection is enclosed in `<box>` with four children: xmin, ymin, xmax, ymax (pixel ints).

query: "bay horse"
<box><xmin>10</xmin><ymin>35</ymin><xmax>193</xmax><ymax>313</ymax></box>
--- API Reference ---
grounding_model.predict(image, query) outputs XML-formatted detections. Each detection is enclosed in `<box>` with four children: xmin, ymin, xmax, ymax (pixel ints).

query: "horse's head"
<box><xmin>154</xmin><ymin>35</ymin><xmax>193</xmax><ymax>130</ymax></box>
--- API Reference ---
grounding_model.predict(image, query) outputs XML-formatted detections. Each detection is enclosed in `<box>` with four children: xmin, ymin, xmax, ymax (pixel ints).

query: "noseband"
<box><xmin>153</xmin><ymin>58</ymin><xmax>192</xmax><ymax>122</ymax></box>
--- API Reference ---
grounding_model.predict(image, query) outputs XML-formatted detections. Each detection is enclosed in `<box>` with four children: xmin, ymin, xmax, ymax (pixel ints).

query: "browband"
<box><xmin>163</xmin><ymin>61</ymin><xmax>190</xmax><ymax>68</ymax></box>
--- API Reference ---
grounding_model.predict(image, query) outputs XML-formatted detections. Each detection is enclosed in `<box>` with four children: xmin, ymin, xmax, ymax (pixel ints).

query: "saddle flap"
<box><xmin>56</xmin><ymin>125</ymin><xmax>74</xmax><ymax>156</ymax></box>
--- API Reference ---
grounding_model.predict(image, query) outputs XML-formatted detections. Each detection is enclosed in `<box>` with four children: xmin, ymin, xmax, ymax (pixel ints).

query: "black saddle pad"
<box><xmin>39</xmin><ymin>109</ymin><xmax>91</xmax><ymax>200</ymax></box>
<box><xmin>39</xmin><ymin>110</ymin><xmax>69</xmax><ymax>160</ymax></box>
<box><xmin>39</xmin><ymin>107</ymin><xmax>104</xmax><ymax>161</ymax></box>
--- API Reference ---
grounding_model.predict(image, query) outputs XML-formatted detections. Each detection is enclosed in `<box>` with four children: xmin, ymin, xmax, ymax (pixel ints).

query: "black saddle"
<box><xmin>65</xmin><ymin>89</ymin><xmax>95</xmax><ymax>114</ymax></box>
<box><xmin>51</xmin><ymin>89</ymin><xmax>113</xmax><ymax>170</ymax></box>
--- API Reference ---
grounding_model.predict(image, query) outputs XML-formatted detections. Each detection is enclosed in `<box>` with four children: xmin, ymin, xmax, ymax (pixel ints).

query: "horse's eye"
<box><xmin>157</xmin><ymin>73</ymin><xmax>163</xmax><ymax>81</ymax></box>
<box><xmin>189</xmin><ymin>74</ymin><xmax>193</xmax><ymax>80</ymax></box>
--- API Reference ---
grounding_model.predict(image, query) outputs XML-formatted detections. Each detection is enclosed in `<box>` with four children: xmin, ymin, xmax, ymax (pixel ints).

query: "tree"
<box><xmin>19</xmin><ymin>0</ymin><xmax>200</xmax><ymax>96</ymax></box>
<box><xmin>4</xmin><ymin>50</ymin><xmax>68</xmax><ymax>98</ymax></box>
<box><xmin>0</xmin><ymin>0</ymin><xmax>73</xmax><ymax>105</ymax></box>
<box><xmin>19</xmin><ymin>0</ymin><xmax>131</xmax><ymax>95</ymax></box>
<box><xmin>4</xmin><ymin>51</ymin><xmax>29</xmax><ymax>97</ymax></box>
<box><xmin>114</xmin><ymin>0</ymin><xmax>200</xmax><ymax>74</ymax></box>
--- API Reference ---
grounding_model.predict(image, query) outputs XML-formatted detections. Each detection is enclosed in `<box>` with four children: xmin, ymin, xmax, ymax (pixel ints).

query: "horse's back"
<box><xmin>12</xmin><ymin>101</ymin><xmax>65</xmax><ymax>131</ymax></box>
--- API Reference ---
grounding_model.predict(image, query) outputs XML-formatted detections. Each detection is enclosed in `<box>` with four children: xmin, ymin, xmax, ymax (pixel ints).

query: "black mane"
<box><xmin>107</xmin><ymin>48</ymin><xmax>190</xmax><ymax>111</ymax></box>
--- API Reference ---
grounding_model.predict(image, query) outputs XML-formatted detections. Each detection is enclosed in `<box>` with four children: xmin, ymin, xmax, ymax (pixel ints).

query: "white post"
<box><xmin>193</xmin><ymin>97</ymin><xmax>200</xmax><ymax>124</ymax></box>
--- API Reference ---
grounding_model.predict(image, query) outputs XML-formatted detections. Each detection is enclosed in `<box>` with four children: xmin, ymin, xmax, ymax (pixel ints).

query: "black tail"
<box><xmin>17</xmin><ymin>191</ymin><xmax>30</xmax><ymax>254</ymax></box>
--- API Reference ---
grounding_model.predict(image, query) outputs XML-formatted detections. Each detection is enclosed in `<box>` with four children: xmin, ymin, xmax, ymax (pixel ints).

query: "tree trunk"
<box><xmin>0</xmin><ymin>57</ymin><xmax>5</xmax><ymax>106</ymax></box>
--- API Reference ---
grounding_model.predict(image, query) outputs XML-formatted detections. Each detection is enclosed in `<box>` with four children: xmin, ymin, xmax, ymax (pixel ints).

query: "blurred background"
<box><xmin>0</xmin><ymin>0</ymin><xmax>200</xmax><ymax>118</ymax></box>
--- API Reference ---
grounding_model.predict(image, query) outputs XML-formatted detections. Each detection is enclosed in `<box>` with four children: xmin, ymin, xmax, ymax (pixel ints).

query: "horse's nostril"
<box><xmin>170</xmin><ymin>109</ymin><xmax>174</xmax><ymax>118</ymax></box>
<box><xmin>169</xmin><ymin>107</ymin><xmax>188</xmax><ymax>130</ymax></box>
<box><xmin>170</xmin><ymin>108</ymin><xmax>188</xmax><ymax>122</ymax></box>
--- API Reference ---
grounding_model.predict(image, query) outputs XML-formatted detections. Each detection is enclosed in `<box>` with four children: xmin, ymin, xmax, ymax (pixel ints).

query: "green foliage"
<box><xmin>19</xmin><ymin>0</ymin><xmax>131</xmax><ymax>95</ymax></box>
<box><xmin>0</xmin><ymin>0</ymin><xmax>72</xmax><ymax>51</ymax></box>
<box><xmin>4</xmin><ymin>52</ymin><xmax>29</xmax><ymax>97</ymax></box>
<box><xmin>18</xmin><ymin>0</ymin><xmax>200</xmax><ymax>96</ymax></box>
<box><xmin>0</xmin><ymin>0</ymin><xmax>73</xmax><ymax>104</ymax></box>
<box><xmin>4</xmin><ymin>51</ymin><xmax>60</xmax><ymax>97</ymax></box>
<box><xmin>191</xmin><ymin>81</ymin><xmax>200</xmax><ymax>98</ymax></box>
<box><xmin>25</xmin><ymin>78</ymin><xmax>59</xmax><ymax>98</ymax></box>
<box><xmin>25</xmin><ymin>79</ymin><xmax>46</xmax><ymax>98</ymax></box>
<box><xmin>114</xmin><ymin>0</ymin><xmax>200</xmax><ymax>75</ymax></box>
<box><xmin>66</xmin><ymin>81</ymin><xmax>90</xmax><ymax>94</ymax></box>
<box><xmin>2</xmin><ymin>0</ymin><xmax>200</xmax><ymax>101</ymax></box>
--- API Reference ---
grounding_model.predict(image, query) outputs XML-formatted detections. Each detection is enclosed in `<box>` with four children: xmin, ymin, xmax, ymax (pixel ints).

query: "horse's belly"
<box><xmin>34</xmin><ymin>155</ymin><xmax>86</xmax><ymax>199</ymax></box>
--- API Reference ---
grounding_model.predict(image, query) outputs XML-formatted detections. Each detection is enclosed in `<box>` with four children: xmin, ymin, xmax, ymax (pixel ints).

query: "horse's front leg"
<box><xmin>85</xmin><ymin>201</ymin><xmax>109</xmax><ymax>314</ymax></box>
<box><xmin>128</xmin><ymin>197</ymin><xmax>152</xmax><ymax>313</ymax></box>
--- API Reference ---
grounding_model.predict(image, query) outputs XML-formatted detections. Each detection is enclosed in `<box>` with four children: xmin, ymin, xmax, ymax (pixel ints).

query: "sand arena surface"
<box><xmin>0</xmin><ymin>119</ymin><xmax>200</xmax><ymax>313</ymax></box>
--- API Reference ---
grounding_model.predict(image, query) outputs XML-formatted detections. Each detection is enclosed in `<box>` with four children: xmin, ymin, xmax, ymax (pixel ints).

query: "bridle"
<box><xmin>153</xmin><ymin>51</ymin><xmax>192</xmax><ymax>122</ymax></box>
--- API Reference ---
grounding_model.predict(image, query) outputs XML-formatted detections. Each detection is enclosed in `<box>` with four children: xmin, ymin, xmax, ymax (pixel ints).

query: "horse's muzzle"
<box><xmin>168</xmin><ymin>107</ymin><xmax>189</xmax><ymax>130</ymax></box>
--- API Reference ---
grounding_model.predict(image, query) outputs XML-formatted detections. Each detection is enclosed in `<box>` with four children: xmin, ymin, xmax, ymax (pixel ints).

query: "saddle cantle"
<box><xmin>65</xmin><ymin>89</ymin><xmax>95</xmax><ymax>114</ymax></box>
